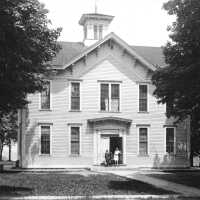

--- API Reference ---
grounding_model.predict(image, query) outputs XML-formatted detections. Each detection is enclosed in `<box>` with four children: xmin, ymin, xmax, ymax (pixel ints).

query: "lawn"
<box><xmin>147</xmin><ymin>171</ymin><xmax>200</xmax><ymax>189</ymax></box>
<box><xmin>0</xmin><ymin>171</ymin><xmax>175</xmax><ymax>197</ymax></box>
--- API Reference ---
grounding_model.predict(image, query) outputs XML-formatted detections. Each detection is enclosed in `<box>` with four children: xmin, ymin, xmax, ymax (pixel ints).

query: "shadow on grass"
<box><xmin>147</xmin><ymin>172</ymin><xmax>200</xmax><ymax>189</ymax></box>
<box><xmin>0</xmin><ymin>186</ymin><xmax>32</xmax><ymax>196</ymax></box>
<box><xmin>108</xmin><ymin>179</ymin><xmax>176</xmax><ymax>194</ymax></box>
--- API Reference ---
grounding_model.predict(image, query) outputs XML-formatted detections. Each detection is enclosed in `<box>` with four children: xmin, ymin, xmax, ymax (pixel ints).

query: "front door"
<box><xmin>110</xmin><ymin>137</ymin><xmax>123</xmax><ymax>164</ymax></box>
<box><xmin>100</xmin><ymin>136</ymin><xmax>110</xmax><ymax>164</ymax></box>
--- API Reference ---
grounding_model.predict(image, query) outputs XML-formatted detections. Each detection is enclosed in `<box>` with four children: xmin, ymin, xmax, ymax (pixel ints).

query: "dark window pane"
<box><xmin>111</xmin><ymin>84</ymin><xmax>120</xmax><ymax>112</ymax></box>
<box><xmin>100</xmin><ymin>84</ymin><xmax>109</xmax><ymax>111</ymax></box>
<box><xmin>139</xmin><ymin>99</ymin><xmax>147</xmax><ymax>112</ymax></box>
<box><xmin>71</xmin><ymin>127</ymin><xmax>80</xmax><ymax>155</ymax></box>
<box><xmin>139</xmin><ymin>85</ymin><xmax>147</xmax><ymax>112</ymax></box>
<box><xmin>99</xmin><ymin>25</ymin><xmax>103</xmax><ymax>39</ymax></box>
<box><xmin>41</xmin><ymin>126</ymin><xmax>50</xmax><ymax>154</ymax></box>
<box><xmin>71</xmin><ymin>83</ymin><xmax>80</xmax><ymax>110</ymax></box>
<box><xmin>41</xmin><ymin>82</ymin><xmax>50</xmax><ymax>109</ymax></box>
<box><xmin>139</xmin><ymin>128</ymin><xmax>148</xmax><ymax>155</ymax></box>
<box><xmin>139</xmin><ymin>142</ymin><xmax>148</xmax><ymax>155</ymax></box>
<box><xmin>71</xmin><ymin>97</ymin><xmax>80</xmax><ymax>110</ymax></box>
<box><xmin>94</xmin><ymin>25</ymin><xmax>98</xmax><ymax>39</ymax></box>
<box><xmin>166</xmin><ymin>128</ymin><xmax>175</xmax><ymax>154</ymax></box>
<box><xmin>111</xmin><ymin>84</ymin><xmax>119</xmax><ymax>98</ymax></box>
<box><xmin>84</xmin><ymin>26</ymin><xmax>87</xmax><ymax>38</ymax></box>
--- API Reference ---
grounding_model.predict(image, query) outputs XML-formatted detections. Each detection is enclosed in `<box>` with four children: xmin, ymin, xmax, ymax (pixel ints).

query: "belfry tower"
<box><xmin>79</xmin><ymin>2</ymin><xmax>114</xmax><ymax>46</ymax></box>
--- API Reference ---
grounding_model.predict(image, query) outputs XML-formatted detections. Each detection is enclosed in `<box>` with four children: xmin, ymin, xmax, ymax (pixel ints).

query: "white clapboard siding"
<box><xmin>22</xmin><ymin>41</ymin><xmax>190</xmax><ymax>168</ymax></box>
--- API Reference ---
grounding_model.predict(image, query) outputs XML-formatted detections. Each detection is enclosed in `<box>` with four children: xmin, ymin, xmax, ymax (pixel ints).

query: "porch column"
<box><xmin>121</xmin><ymin>129</ymin><xmax>127</xmax><ymax>165</ymax></box>
<box><xmin>93</xmin><ymin>129</ymin><xmax>98</xmax><ymax>165</ymax></box>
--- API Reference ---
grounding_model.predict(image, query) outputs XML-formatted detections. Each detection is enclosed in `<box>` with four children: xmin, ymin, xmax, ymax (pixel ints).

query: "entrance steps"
<box><xmin>90</xmin><ymin>165</ymin><xmax>138</xmax><ymax>171</ymax></box>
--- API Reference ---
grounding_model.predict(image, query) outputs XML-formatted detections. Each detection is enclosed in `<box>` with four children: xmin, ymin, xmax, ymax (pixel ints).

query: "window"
<box><xmin>99</xmin><ymin>25</ymin><xmax>103</xmax><ymax>39</ymax></box>
<box><xmin>84</xmin><ymin>26</ymin><xmax>87</xmax><ymax>39</ymax></box>
<box><xmin>40</xmin><ymin>125</ymin><xmax>51</xmax><ymax>155</ymax></box>
<box><xmin>94</xmin><ymin>25</ymin><xmax>98</xmax><ymax>40</ymax></box>
<box><xmin>139</xmin><ymin>85</ymin><xmax>148</xmax><ymax>112</ymax></box>
<box><xmin>111</xmin><ymin>84</ymin><xmax>120</xmax><ymax>112</ymax></box>
<box><xmin>166</xmin><ymin>127</ymin><xmax>175</xmax><ymax>154</ymax></box>
<box><xmin>41</xmin><ymin>81</ymin><xmax>50</xmax><ymax>109</ymax></box>
<box><xmin>100</xmin><ymin>83</ymin><xmax>120</xmax><ymax>112</ymax></box>
<box><xmin>70</xmin><ymin>127</ymin><xmax>80</xmax><ymax>155</ymax></box>
<box><xmin>101</xmin><ymin>84</ymin><xmax>109</xmax><ymax>111</ymax></box>
<box><xmin>71</xmin><ymin>82</ymin><xmax>80</xmax><ymax>110</ymax></box>
<box><xmin>139</xmin><ymin>128</ymin><xmax>148</xmax><ymax>155</ymax></box>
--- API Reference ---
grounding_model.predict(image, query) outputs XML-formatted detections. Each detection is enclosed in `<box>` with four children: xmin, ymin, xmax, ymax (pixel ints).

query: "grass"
<box><xmin>147</xmin><ymin>171</ymin><xmax>200</xmax><ymax>189</ymax></box>
<box><xmin>0</xmin><ymin>171</ymin><xmax>175</xmax><ymax>196</ymax></box>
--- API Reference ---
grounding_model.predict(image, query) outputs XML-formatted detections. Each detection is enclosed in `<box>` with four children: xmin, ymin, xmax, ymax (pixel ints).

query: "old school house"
<box><xmin>18</xmin><ymin>11</ymin><xmax>190</xmax><ymax>168</ymax></box>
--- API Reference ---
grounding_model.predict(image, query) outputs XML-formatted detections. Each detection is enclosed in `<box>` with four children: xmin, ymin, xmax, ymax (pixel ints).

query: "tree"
<box><xmin>0</xmin><ymin>111</ymin><xmax>17</xmax><ymax>161</ymax></box>
<box><xmin>0</xmin><ymin>0</ymin><xmax>61</xmax><ymax>114</ymax></box>
<box><xmin>152</xmin><ymin>0</ymin><xmax>200</xmax><ymax>165</ymax></box>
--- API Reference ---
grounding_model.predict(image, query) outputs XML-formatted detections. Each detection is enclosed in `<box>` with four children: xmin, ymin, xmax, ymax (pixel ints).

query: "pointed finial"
<box><xmin>95</xmin><ymin>0</ymin><xmax>98</xmax><ymax>13</ymax></box>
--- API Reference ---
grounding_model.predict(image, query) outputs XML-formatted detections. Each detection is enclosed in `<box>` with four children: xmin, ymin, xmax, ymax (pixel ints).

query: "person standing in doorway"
<box><xmin>105</xmin><ymin>149</ymin><xmax>110</xmax><ymax>166</ymax></box>
<box><xmin>114</xmin><ymin>147</ymin><xmax>120</xmax><ymax>166</ymax></box>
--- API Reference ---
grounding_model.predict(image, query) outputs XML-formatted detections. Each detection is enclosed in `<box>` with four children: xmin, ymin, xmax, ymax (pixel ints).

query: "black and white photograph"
<box><xmin>0</xmin><ymin>0</ymin><xmax>200</xmax><ymax>199</ymax></box>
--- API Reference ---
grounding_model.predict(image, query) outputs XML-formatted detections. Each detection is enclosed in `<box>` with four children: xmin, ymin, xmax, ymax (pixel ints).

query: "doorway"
<box><xmin>110</xmin><ymin>137</ymin><xmax>123</xmax><ymax>164</ymax></box>
<box><xmin>99</xmin><ymin>136</ymin><xmax>123</xmax><ymax>165</ymax></box>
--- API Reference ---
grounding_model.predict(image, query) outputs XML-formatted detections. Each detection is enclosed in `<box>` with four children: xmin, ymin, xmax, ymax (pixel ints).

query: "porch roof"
<box><xmin>87</xmin><ymin>116</ymin><xmax>132</xmax><ymax>124</ymax></box>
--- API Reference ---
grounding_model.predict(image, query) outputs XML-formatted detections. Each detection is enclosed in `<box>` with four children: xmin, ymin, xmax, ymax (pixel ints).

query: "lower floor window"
<box><xmin>41</xmin><ymin>125</ymin><xmax>51</xmax><ymax>155</ymax></box>
<box><xmin>166</xmin><ymin>127</ymin><xmax>175</xmax><ymax>154</ymax></box>
<box><xmin>139</xmin><ymin>128</ymin><xmax>148</xmax><ymax>155</ymax></box>
<box><xmin>70</xmin><ymin>127</ymin><xmax>80</xmax><ymax>155</ymax></box>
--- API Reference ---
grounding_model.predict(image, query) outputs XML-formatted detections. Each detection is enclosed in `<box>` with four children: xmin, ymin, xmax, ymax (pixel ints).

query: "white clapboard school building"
<box><xmin>18</xmin><ymin>12</ymin><xmax>191</xmax><ymax>168</ymax></box>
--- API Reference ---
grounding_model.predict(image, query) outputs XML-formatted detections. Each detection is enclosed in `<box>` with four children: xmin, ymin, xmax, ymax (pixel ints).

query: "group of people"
<box><xmin>105</xmin><ymin>147</ymin><xmax>121</xmax><ymax>166</ymax></box>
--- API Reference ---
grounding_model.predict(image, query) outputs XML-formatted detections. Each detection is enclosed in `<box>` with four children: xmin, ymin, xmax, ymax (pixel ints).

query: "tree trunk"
<box><xmin>0</xmin><ymin>140</ymin><xmax>3</xmax><ymax>161</ymax></box>
<box><xmin>8</xmin><ymin>140</ymin><xmax>11</xmax><ymax>161</ymax></box>
<box><xmin>190</xmin><ymin>151</ymin><xmax>194</xmax><ymax>167</ymax></box>
<box><xmin>190</xmin><ymin>144</ymin><xmax>194</xmax><ymax>167</ymax></box>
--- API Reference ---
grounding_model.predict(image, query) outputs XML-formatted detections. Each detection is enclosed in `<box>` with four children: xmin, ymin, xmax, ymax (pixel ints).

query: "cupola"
<box><xmin>79</xmin><ymin>13</ymin><xmax>114</xmax><ymax>46</ymax></box>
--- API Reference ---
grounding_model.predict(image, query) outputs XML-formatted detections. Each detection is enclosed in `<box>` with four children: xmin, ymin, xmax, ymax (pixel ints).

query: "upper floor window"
<box><xmin>70</xmin><ymin>126</ymin><xmax>80</xmax><ymax>155</ymax></box>
<box><xmin>71</xmin><ymin>82</ymin><xmax>80</xmax><ymax>111</ymax></box>
<box><xmin>93</xmin><ymin>24</ymin><xmax>103</xmax><ymax>40</ymax></box>
<box><xmin>40</xmin><ymin>125</ymin><xmax>51</xmax><ymax>155</ymax></box>
<box><xmin>100</xmin><ymin>83</ymin><xmax>120</xmax><ymax>112</ymax></box>
<box><xmin>84</xmin><ymin>26</ymin><xmax>87</xmax><ymax>39</ymax></box>
<box><xmin>139</xmin><ymin>85</ymin><xmax>148</xmax><ymax>112</ymax></box>
<box><xmin>94</xmin><ymin>25</ymin><xmax>98</xmax><ymax>40</ymax></box>
<box><xmin>99</xmin><ymin>25</ymin><xmax>103</xmax><ymax>39</ymax></box>
<box><xmin>139</xmin><ymin>127</ymin><xmax>148</xmax><ymax>156</ymax></box>
<box><xmin>41</xmin><ymin>81</ymin><xmax>50</xmax><ymax>110</ymax></box>
<box><xmin>166</xmin><ymin>127</ymin><xmax>175</xmax><ymax>154</ymax></box>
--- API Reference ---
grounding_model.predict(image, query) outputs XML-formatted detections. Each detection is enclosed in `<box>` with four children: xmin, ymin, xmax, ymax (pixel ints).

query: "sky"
<box><xmin>40</xmin><ymin>0</ymin><xmax>175</xmax><ymax>47</ymax></box>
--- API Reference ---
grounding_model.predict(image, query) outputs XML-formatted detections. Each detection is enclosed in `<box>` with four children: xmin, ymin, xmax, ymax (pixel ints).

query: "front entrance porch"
<box><xmin>98</xmin><ymin>133</ymin><xmax>123</xmax><ymax>165</ymax></box>
<box><xmin>88</xmin><ymin>116</ymin><xmax>132</xmax><ymax>166</ymax></box>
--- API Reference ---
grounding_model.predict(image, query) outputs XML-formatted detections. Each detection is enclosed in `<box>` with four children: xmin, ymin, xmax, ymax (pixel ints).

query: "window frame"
<box><xmin>137</xmin><ymin>126</ymin><xmax>149</xmax><ymax>156</ymax></box>
<box><xmin>138</xmin><ymin>84</ymin><xmax>148</xmax><ymax>112</ymax></box>
<box><xmin>39</xmin><ymin>80</ymin><xmax>52</xmax><ymax>111</ymax></box>
<box><xmin>39</xmin><ymin>124</ymin><xmax>52</xmax><ymax>156</ymax></box>
<box><xmin>68</xmin><ymin>125</ymin><xmax>82</xmax><ymax>156</ymax></box>
<box><xmin>99</xmin><ymin>82</ymin><xmax>121</xmax><ymax>112</ymax></box>
<box><xmin>69</xmin><ymin>81</ymin><xmax>81</xmax><ymax>111</ymax></box>
<box><xmin>165</xmin><ymin>127</ymin><xmax>176</xmax><ymax>154</ymax></box>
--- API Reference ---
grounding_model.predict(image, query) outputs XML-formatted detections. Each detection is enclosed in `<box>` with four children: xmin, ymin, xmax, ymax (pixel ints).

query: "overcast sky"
<box><xmin>40</xmin><ymin>0</ymin><xmax>175</xmax><ymax>47</ymax></box>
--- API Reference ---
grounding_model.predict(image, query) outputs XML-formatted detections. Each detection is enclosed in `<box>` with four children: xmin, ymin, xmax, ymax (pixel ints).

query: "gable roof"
<box><xmin>51</xmin><ymin>42</ymin><xmax>85</xmax><ymax>67</ymax></box>
<box><xmin>131</xmin><ymin>46</ymin><xmax>166</xmax><ymax>68</ymax></box>
<box><xmin>51</xmin><ymin>33</ymin><xmax>166</xmax><ymax>70</ymax></box>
